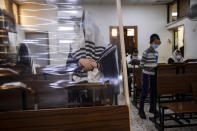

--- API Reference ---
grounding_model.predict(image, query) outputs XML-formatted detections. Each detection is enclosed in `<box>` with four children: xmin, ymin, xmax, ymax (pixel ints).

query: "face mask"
<box><xmin>132</xmin><ymin>56</ymin><xmax>138</xmax><ymax>60</ymax></box>
<box><xmin>176</xmin><ymin>55</ymin><xmax>182</xmax><ymax>60</ymax></box>
<box><xmin>152</xmin><ymin>44</ymin><xmax>159</xmax><ymax>49</ymax></box>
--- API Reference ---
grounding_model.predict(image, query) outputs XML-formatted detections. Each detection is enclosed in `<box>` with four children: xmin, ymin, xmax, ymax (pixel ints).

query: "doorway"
<box><xmin>110</xmin><ymin>26</ymin><xmax>138</xmax><ymax>54</ymax></box>
<box><xmin>172</xmin><ymin>25</ymin><xmax>184</xmax><ymax>56</ymax></box>
<box><xmin>25</xmin><ymin>32</ymin><xmax>50</xmax><ymax>67</ymax></box>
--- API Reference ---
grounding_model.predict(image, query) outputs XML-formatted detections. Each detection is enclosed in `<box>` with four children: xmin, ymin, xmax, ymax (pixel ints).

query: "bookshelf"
<box><xmin>0</xmin><ymin>9</ymin><xmax>16</xmax><ymax>64</ymax></box>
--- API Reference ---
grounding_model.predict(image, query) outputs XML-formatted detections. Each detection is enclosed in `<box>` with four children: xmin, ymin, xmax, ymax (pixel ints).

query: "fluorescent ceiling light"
<box><xmin>58</xmin><ymin>26</ymin><xmax>74</xmax><ymax>31</ymax></box>
<box><xmin>67</xmin><ymin>0</ymin><xmax>78</xmax><ymax>3</ymax></box>
<box><xmin>59</xmin><ymin>40</ymin><xmax>74</xmax><ymax>44</ymax></box>
<box><xmin>46</xmin><ymin>0</ymin><xmax>57</xmax><ymax>4</ymax></box>
<box><xmin>172</xmin><ymin>12</ymin><xmax>177</xmax><ymax>17</ymax></box>
<box><xmin>59</xmin><ymin>10</ymin><xmax>79</xmax><ymax>14</ymax></box>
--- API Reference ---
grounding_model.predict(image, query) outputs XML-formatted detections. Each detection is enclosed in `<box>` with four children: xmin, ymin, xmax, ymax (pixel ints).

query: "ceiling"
<box><xmin>15</xmin><ymin>0</ymin><xmax>174</xmax><ymax>5</ymax></box>
<box><xmin>80</xmin><ymin>0</ymin><xmax>174</xmax><ymax>4</ymax></box>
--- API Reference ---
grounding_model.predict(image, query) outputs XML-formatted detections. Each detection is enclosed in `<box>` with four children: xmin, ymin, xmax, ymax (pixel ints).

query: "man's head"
<box><xmin>175</xmin><ymin>49</ymin><xmax>182</xmax><ymax>56</ymax></box>
<box><xmin>174</xmin><ymin>49</ymin><xmax>182</xmax><ymax>60</ymax></box>
<box><xmin>150</xmin><ymin>34</ymin><xmax>161</xmax><ymax>49</ymax></box>
<box><xmin>132</xmin><ymin>48</ymin><xmax>138</xmax><ymax>56</ymax></box>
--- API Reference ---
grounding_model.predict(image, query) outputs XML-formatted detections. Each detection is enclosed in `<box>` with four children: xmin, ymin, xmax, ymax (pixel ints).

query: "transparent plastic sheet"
<box><xmin>0</xmin><ymin>0</ymin><xmax>125</xmax><ymax>111</ymax></box>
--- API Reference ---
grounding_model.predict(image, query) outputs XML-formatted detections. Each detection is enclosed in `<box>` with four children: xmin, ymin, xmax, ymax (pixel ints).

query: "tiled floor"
<box><xmin>129</xmin><ymin>102</ymin><xmax>197</xmax><ymax>131</ymax></box>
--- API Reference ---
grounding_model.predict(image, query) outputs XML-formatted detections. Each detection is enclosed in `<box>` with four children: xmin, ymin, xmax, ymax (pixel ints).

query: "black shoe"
<box><xmin>149</xmin><ymin>109</ymin><xmax>159</xmax><ymax>116</ymax></box>
<box><xmin>139</xmin><ymin>111</ymin><xmax>146</xmax><ymax>119</ymax></box>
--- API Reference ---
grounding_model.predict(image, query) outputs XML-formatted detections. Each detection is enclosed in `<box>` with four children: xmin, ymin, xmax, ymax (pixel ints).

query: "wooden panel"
<box><xmin>185</xmin><ymin>63</ymin><xmax>197</xmax><ymax>75</ymax></box>
<box><xmin>0</xmin><ymin>105</ymin><xmax>130</xmax><ymax>131</ymax></box>
<box><xmin>157</xmin><ymin>75</ymin><xmax>190</xmax><ymax>95</ymax></box>
<box><xmin>0</xmin><ymin>89</ymin><xmax>23</xmax><ymax>111</ymax></box>
<box><xmin>0</xmin><ymin>80</ymin><xmax>67</xmax><ymax>111</ymax></box>
<box><xmin>133</xmin><ymin>67</ymin><xmax>142</xmax><ymax>89</ymax></box>
<box><xmin>192</xmin><ymin>79</ymin><xmax>197</xmax><ymax>103</ymax></box>
<box><xmin>184</xmin><ymin>63</ymin><xmax>197</xmax><ymax>89</ymax></box>
<box><xmin>157</xmin><ymin>64</ymin><xmax>179</xmax><ymax>76</ymax></box>
<box><xmin>23</xmin><ymin>80</ymin><xmax>67</xmax><ymax>109</ymax></box>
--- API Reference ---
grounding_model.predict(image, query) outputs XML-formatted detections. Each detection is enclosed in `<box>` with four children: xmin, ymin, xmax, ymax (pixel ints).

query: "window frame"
<box><xmin>12</xmin><ymin>0</ymin><xmax>21</xmax><ymax>24</ymax></box>
<box><xmin>167</xmin><ymin>0</ymin><xmax>190</xmax><ymax>23</ymax></box>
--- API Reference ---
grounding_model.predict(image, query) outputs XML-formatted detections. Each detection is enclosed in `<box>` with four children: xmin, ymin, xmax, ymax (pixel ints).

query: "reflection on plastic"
<box><xmin>0</xmin><ymin>0</ymin><xmax>124</xmax><ymax>111</ymax></box>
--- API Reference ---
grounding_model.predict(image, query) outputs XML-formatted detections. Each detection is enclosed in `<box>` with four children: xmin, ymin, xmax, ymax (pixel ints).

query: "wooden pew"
<box><xmin>0</xmin><ymin>79</ymin><xmax>116</xmax><ymax>111</ymax></box>
<box><xmin>192</xmin><ymin>80</ymin><xmax>197</xmax><ymax>104</ymax></box>
<box><xmin>187</xmin><ymin>63</ymin><xmax>197</xmax><ymax>104</ymax></box>
<box><xmin>155</xmin><ymin>64</ymin><xmax>186</xmax><ymax>103</ymax></box>
<box><xmin>0</xmin><ymin>68</ymin><xmax>71</xmax><ymax>111</ymax></box>
<box><xmin>184</xmin><ymin>63</ymin><xmax>197</xmax><ymax>90</ymax></box>
<box><xmin>132</xmin><ymin>60</ymin><xmax>142</xmax><ymax>107</ymax></box>
<box><xmin>23</xmin><ymin>80</ymin><xmax>68</xmax><ymax>109</ymax></box>
<box><xmin>156</xmin><ymin>64</ymin><xmax>178</xmax><ymax>76</ymax></box>
<box><xmin>64</xmin><ymin>82</ymin><xmax>114</xmax><ymax>106</ymax></box>
<box><xmin>0</xmin><ymin>80</ymin><xmax>67</xmax><ymax>111</ymax></box>
<box><xmin>155</xmin><ymin>63</ymin><xmax>197</xmax><ymax>131</ymax></box>
<box><xmin>157</xmin><ymin>74</ymin><xmax>190</xmax><ymax>96</ymax></box>
<box><xmin>0</xmin><ymin>105</ymin><xmax>130</xmax><ymax>131</ymax></box>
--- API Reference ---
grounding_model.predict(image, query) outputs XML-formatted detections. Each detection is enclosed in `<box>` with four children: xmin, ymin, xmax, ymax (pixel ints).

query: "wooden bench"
<box><xmin>158</xmin><ymin>81</ymin><xmax>197</xmax><ymax>131</ymax></box>
<box><xmin>157</xmin><ymin>75</ymin><xmax>190</xmax><ymax>96</ymax></box>
<box><xmin>161</xmin><ymin>102</ymin><xmax>197</xmax><ymax>114</ymax></box>
<box><xmin>0</xmin><ymin>105</ymin><xmax>130</xmax><ymax>131</ymax></box>
<box><xmin>156</xmin><ymin>64</ymin><xmax>178</xmax><ymax>76</ymax></box>
<box><xmin>0</xmin><ymin>80</ymin><xmax>67</xmax><ymax>111</ymax></box>
<box><xmin>132</xmin><ymin>60</ymin><xmax>142</xmax><ymax>107</ymax></box>
<box><xmin>192</xmin><ymin>81</ymin><xmax>197</xmax><ymax>104</ymax></box>
<box><xmin>0</xmin><ymin>86</ymin><xmax>34</xmax><ymax>111</ymax></box>
<box><xmin>155</xmin><ymin>63</ymin><xmax>197</xmax><ymax>131</ymax></box>
<box><xmin>63</xmin><ymin>82</ymin><xmax>114</xmax><ymax>106</ymax></box>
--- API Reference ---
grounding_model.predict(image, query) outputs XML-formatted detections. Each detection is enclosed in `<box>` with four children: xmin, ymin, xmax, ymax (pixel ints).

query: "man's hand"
<box><xmin>149</xmin><ymin>67</ymin><xmax>155</xmax><ymax>71</ymax></box>
<box><xmin>79</xmin><ymin>58</ymin><xmax>97</xmax><ymax>71</ymax></box>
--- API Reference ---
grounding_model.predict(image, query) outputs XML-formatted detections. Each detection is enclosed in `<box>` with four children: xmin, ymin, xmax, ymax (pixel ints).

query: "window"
<box><xmin>0</xmin><ymin>0</ymin><xmax>9</xmax><ymax>12</ymax></box>
<box><xmin>168</xmin><ymin>0</ymin><xmax>178</xmax><ymax>23</ymax></box>
<box><xmin>12</xmin><ymin>2</ymin><xmax>20</xmax><ymax>24</ymax></box>
<box><xmin>127</xmin><ymin>29</ymin><xmax>134</xmax><ymax>36</ymax></box>
<box><xmin>172</xmin><ymin>25</ymin><xmax>184</xmax><ymax>56</ymax></box>
<box><xmin>0</xmin><ymin>0</ymin><xmax>6</xmax><ymax>10</ymax></box>
<box><xmin>179</xmin><ymin>0</ymin><xmax>190</xmax><ymax>18</ymax></box>
<box><xmin>167</xmin><ymin>0</ymin><xmax>190</xmax><ymax>23</ymax></box>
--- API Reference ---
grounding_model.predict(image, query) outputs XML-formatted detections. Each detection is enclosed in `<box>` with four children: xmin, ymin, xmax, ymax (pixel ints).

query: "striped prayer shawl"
<box><xmin>72</xmin><ymin>40</ymin><xmax>105</xmax><ymax>78</ymax></box>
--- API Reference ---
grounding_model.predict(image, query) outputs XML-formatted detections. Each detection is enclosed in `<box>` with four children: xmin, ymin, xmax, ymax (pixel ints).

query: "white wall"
<box><xmin>166</xmin><ymin>0</ymin><xmax>197</xmax><ymax>59</ymax></box>
<box><xmin>84</xmin><ymin>4</ymin><xmax>172</xmax><ymax>63</ymax></box>
<box><xmin>167</xmin><ymin>18</ymin><xmax>197</xmax><ymax>59</ymax></box>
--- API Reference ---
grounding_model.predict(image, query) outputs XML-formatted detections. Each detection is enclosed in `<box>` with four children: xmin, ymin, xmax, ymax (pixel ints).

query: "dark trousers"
<box><xmin>139</xmin><ymin>73</ymin><xmax>156</xmax><ymax>112</ymax></box>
